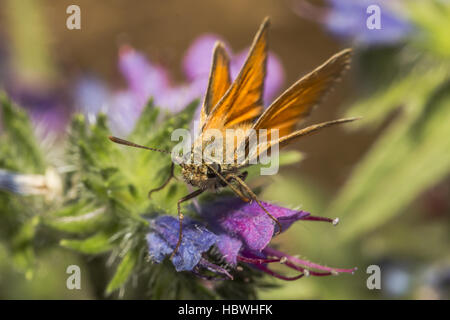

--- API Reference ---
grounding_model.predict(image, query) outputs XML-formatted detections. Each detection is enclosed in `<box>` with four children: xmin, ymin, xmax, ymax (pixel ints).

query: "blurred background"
<box><xmin>0</xmin><ymin>0</ymin><xmax>449</xmax><ymax>299</ymax></box>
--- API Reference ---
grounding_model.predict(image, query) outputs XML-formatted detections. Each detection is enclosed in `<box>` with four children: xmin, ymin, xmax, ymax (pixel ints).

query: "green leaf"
<box><xmin>44</xmin><ymin>207</ymin><xmax>110</xmax><ymax>234</ymax></box>
<box><xmin>0</xmin><ymin>94</ymin><xmax>46</xmax><ymax>172</ymax></box>
<box><xmin>345</xmin><ymin>62</ymin><xmax>449</xmax><ymax>129</ymax></box>
<box><xmin>141</xmin><ymin>99</ymin><xmax>199</xmax><ymax>150</ymax></box>
<box><xmin>11</xmin><ymin>215</ymin><xmax>40</xmax><ymax>279</ymax></box>
<box><xmin>47</xmin><ymin>200</ymin><xmax>93</xmax><ymax>218</ymax></box>
<box><xmin>60</xmin><ymin>230</ymin><xmax>115</xmax><ymax>254</ymax></box>
<box><xmin>329</xmin><ymin>80</ymin><xmax>450</xmax><ymax>243</ymax></box>
<box><xmin>106</xmin><ymin>249</ymin><xmax>139</xmax><ymax>295</ymax></box>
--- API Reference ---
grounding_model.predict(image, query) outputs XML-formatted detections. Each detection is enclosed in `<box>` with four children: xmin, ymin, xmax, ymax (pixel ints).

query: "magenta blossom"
<box><xmin>201</xmin><ymin>198</ymin><xmax>356</xmax><ymax>280</ymax></box>
<box><xmin>147</xmin><ymin>198</ymin><xmax>355</xmax><ymax>281</ymax></box>
<box><xmin>110</xmin><ymin>34</ymin><xmax>284</xmax><ymax>134</ymax></box>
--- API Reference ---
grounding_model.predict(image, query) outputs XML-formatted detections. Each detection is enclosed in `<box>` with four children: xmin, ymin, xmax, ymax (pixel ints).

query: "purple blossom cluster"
<box><xmin>74</xmin><ymin>33</ymin><xmax>284</xmax><ymax>136</ymax></box>
<box><xmin>104</xmin><ymin>35</ymin><xmax>284</xmax><ymax>134</ymax></box>
<box><xmin>147</xmin><ymin>198</ymin><xmax>356</xmax><ymax>281</ymax></box>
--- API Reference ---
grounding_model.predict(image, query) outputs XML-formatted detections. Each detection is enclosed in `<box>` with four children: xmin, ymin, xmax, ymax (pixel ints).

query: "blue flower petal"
<box><xmin>326</xmin><ymin>0</ymin><xmax>412</xmax><ymax>45</ymax></box>
<box><xmin>147</xmin><ymin>215</ymin><xmax>218</xmax><ymax>272</ymax></box>
<box><xmin>74</xmin><ymin>75</ymin><xmax>110</xmax><ymax>120</ymax></box>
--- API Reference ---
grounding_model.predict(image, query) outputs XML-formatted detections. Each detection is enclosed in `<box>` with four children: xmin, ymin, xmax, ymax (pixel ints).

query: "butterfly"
<box><xmin>109</xmin><ymin>17</ymin><xmax>358</xmax><ymax>258</ymax></box>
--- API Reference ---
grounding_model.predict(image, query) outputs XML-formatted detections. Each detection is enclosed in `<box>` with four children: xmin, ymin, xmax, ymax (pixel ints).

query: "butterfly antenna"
<box><xmin>108</xmin><ymin>136</ymin><xmax>171</xmax><ymax>154</ymax></box>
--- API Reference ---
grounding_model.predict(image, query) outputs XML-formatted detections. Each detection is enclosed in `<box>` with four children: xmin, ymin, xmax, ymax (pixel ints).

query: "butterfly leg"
<box><xmin>230</xmin><ymin>174</ymin><xmax>283</xmax><ymax>235</ymax></box>
<box><xmin>148</xmin><ymin>162</ymin><xmax>175</xmax><ymax>199</ymax></box>
<box><xmin>237</xmin><ymin>171</ymin><xmax>249</xmax><ymax>200</ymax></box>
<box><xmin>170</xmin><ymin>188</ymin><xmax>205</xmax><ymax>259</ymax></box>
<box><xmin>224</xmin><ymin>171</ymin><xmax>251</xmax><ymax>202</ymax></box>
<box><xmin>222</xmin><ymin>173</ymin><xmax>251</xmax><ymax>203</ymax></box>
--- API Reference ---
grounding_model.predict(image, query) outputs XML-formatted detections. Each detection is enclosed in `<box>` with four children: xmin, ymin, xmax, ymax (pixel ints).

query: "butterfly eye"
<box><xmin>207</xmin><ymin>163</ymin><xmax>221</xmax><ymax>178</ymax></box>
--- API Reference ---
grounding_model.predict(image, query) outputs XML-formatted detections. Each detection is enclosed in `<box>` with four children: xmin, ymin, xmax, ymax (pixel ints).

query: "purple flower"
<box><xmin>202</xmin><ymin>199</ymin><xmax>309</xmax><ymax>258</ymax></box>
<box><xmin>118</xmin><ymin>45</ymin><xmax>171</xmax><ymax>111</ymax></box>
<box><xmin>183</xmin><ymin>34</ymin><xmax>228</xmax><ymax>83</ymax></box>
<box><xmin>107</xmin><ymin>91</ymin><xmax>143</xmax><ymax>136</ymax></box>
<box><xmin>74</xmin><ymin>34</ymin><xmax>284</xmax><ymax>135</ymax></box>
<box><xmin>202</xmin><ymin>198</ymin><xmax>355</xmax><ymax>279</ymax></box>
<box><xmin>183</xmin><ymin>35</ymin><xmax>285</xmax><ymax>105</ymax></box>
<box><xmin>111</xmin><ymin>35</ymin><xmax>284</xmax><ymax>133</ymax></box>
<box><xmin>293</xmin><ymin>0</ymin><xmax>412</xmax><ymax>46</ymax></box>
<box><xmin>148</xmin><ymin>198</ymin><xmax>355</xmax><ymax>281</ymax></box>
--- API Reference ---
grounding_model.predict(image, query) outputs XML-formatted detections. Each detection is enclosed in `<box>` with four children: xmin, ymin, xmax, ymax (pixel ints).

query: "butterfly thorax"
<box><xmin>180</xmin><ymin>161</ymin><xmax>237</xmax><ymax>191</ymax></box>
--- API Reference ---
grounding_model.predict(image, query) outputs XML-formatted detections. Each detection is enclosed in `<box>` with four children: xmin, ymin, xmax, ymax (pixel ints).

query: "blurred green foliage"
<box><xmin>260</xmin><ymin>1</ymin><xmax>450</xmax><ymax>299</ymax></box>
<box><xmin>330</xmin><ymin>1</ymin><xmax>450</xmax><ymax>242</ymax></box>
<box><xmin>0</xmin><ymin>95</ymin><xmax>45</xmax><ymax>281</ymax></box>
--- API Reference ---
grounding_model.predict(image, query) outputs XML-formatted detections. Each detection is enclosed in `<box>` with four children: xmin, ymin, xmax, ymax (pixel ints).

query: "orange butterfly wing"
<box><xmin>242</xmin><ymin>49</ymin><xmax>355</xmax><ymax>164</ymax></box>
<box><xmin>199</xmin><ymin>42</ymin><xmax>232</xmax><ymax>129</ymax></box>
<box><xmin>246</xmin><ymin>118</ymin><xmax>358</xmax><ymax>164</ymax></box>
<box><xmin>253</xmin><ymin>48</ymin><xmax>352</xmax><ymax>140</ymax></box>
<box><xmin>202</xmin><ymin>17</ymin><xmax>269</xmax><ymax>132</ymax></box>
